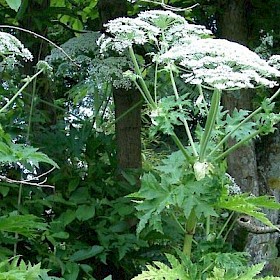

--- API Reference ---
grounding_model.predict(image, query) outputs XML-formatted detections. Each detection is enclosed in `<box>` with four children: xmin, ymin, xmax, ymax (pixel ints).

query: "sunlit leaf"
<box><xmin>5</xmin><ymin>0</ymin><xmax>21</xmax><ymax>11</ymax></box>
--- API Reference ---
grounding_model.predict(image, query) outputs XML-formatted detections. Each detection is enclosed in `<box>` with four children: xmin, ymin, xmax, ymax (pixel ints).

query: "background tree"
<box><xmin>98</xmin><ymin>0</ymin><xmax>143</xmax><ymax>174</ymax></box>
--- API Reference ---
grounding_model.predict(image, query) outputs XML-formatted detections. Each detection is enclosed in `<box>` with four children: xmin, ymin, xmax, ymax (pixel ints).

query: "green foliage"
<box><xmin>217</xmin><ymin>192</ymin><xmax>280</xmax><ymax>229</ymax></box>
<box><xmin>133</xmin><ymin>253</ymin><xmax>280</xmax><ymax>280</ymax></box>
<box><xmin>224</xmin><ymin>109</ymin><xmax>256</xmax><ymax>142</ymax></box>
<box><xmin>149</xmin><ymin>94</ymin><xmax>192</xmax><ymax>136</ymax></box>
<box><xmin>0</xmin><ymin>212</ymin><xmax>47</xmax><ymax>238</ymax></box>
<box><xmin>4</xmin><ymin>0</ymin><xmax>21</xmax><ymax>12</ymax></box>
<box><xmin>0</xmin><ymin>256</ymin><xmax>62</xmax><ymax>280</ymax></box>
<box><xmin>132</xmin><ymin>253</ymin><xmax>197</xmax><ymax>280</ymax></box>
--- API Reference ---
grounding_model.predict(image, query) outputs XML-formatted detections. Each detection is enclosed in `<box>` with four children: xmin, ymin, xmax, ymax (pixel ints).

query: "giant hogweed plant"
<box><xmin>99</xmin><ymin>10</ymin><xmax>280</xmax><ymax>279</ymax></box>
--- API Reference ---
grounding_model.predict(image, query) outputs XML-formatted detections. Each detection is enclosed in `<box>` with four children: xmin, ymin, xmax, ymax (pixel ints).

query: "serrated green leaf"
<box><xmin>131</xmin><ymin>253</ymin><xmax>193</xmax><ymax>280</ymax></box>
<box><xmin>217</xmin><ymin>193</ymin><xmax>280</xmax><ymax>229</ymax></box>
<box><xmin>238</xmin><ymin>262</ymin><xmax>264</xmax><ymax>279</ymax></box>
<box><xmin>225</xmin><ymin>108</ymin><xmax>256</xmax><ymax>142</ymax></box>
<box><xmin>0</xmin><ymin>213</ymin><xmax>47</xmax><ymax>237</ymax></box>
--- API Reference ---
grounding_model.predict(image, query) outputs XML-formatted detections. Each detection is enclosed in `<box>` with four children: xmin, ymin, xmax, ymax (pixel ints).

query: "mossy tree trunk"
<box><xmin>216</xmin><ymin>0</ymin><xmax>279</xmax><ymax>270</ymax></box>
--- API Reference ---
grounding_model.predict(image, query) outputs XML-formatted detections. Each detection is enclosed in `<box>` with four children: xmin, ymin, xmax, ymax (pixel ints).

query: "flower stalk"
<box><xmin>209</xmin><ymin>87</ymin><xmax>280</xmax><ymax>160</ymax></box>
<box><xmin>128</xmin><ymin>46</ymin><xmax>157</xmax><ymax>109</ymax></box>
<box><xmin>0</xmin><ymin>68</ymin><xmax>44</xmax><ymax>113</ymax></box>
<box><xmin>183</xmin><ymin>209</ymin><xmax>197</xmax><ymax>257</ymax></box>
<box><xmin>199</xmin><ymin>88</ymin><xmax>221</xmax><ymax>161</ymax></box>
<box><xmin>169</xmin><ymin>69</ymin><xmax>198</xmax><ymax>158</ymax></box>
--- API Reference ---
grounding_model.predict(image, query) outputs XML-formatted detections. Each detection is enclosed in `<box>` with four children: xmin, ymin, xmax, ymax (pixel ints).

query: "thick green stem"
<box><xmin>170</xmin><ymin>133</ymin><xmax>193</xmax><ymax>163</ymax></box>
<box><xmin>154</xmin><ymin>61</ymin><xmax>158</xmax><ymax>102</ymax></box>
<box><xmin>128</xmin><ymin>46</ymin><xmax>156</xmax><ymax>108</ymax></box>
<box><xmin>183</xmin><ymin>210</ymin><xmax>197</xmax><ymax>256</ymax></box>
<box><xmin>197</xmin><ymin>84</ymin><xmax>209</xmax><ymax>115</ymax></box>
<box><xmin>26</xmin><ymin>75</ymin><xmax>38</xmax><ymax>141</ymax></box>
<box><xmin>206</xmin><ymin>216</ymin><xmax>210</xmax><ymax>237</ymax></box>
<box><xmin>169</xmin><ymin>69</ymin><xmax>198</xmax><ymax>158</ymax></box>
<box><xmin>199</xmin><ymin>89</ymin><xmax>221</xmax><ymax>161</ymax></box>
<box><xmin>128</xmin><ymin>46</ymin><xmax>193</xmax><ymax>163</ymax></box>
<box><xmin>214</xmin><ymin>130</ymin><xmax>260</xmax><ymax>162</ymax></box>
<box><xmin>208</xmin><ymin>87</ymin><xmax>280</xmax><ymax>159</ymax></box>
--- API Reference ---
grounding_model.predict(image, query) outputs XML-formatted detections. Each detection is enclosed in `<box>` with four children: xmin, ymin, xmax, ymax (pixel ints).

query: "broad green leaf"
<box><xmin>75</xmin><ymin>204</ymin><xmax>95</xmax><ymax>221</ymax></box>
<box><xmin>64</xmin><ymin>262</ymin><xmax>79</xmax><ymax>280</ymax></box>
<box><xmin>68</xmin><ymin>178</ymin><xmax>80</xmax><ymax>193</ymax></box>
<box><xmin>0</xmin><ymin>142</ymin><xmax>58</xmax><ymax>169</ymax></box>
<box><xmin>238</xmin><ymin>262</ymin><xmax>264</xmax><ymax>279</ymax></box>
<box><xmin>0</xmin><ymin>185</ymin><xmax>9</xmax><ymax>197</ymax></box>
<box><xmin>224</xmin><ymin>108</ymin><xmax>256</xmax><ymax>142</ymax></box>
<box><xmin>69</xmin><ymin>245</ymin><xmax>104</xmax><ymax>262</ymax></box>
<box><xmin>5</xmin><ymin>0</ymin><xmax>21</xmax><ymax>11</ymax></box>
<box><xmin>58</xmin><ymin>210</ymin><xmax>76</xmax><ymax>226</ymax></box>
<box><xmin>51</xmin><ymin>231</ymin><xmax>69</xmax><ymax>239</ymax></box>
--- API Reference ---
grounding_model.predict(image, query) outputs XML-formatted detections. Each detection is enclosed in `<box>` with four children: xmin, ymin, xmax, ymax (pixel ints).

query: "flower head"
<box><xmin>138</xmin><ymin>10</ymin><xmax>186</xmax><ymax>28</ymax></box>
<box><xmin>98</xmin><ymin>10</ymin><xmax>212</xmax><ymax>54</ymax></box>
<box><xmin>0</xmin><ymin>32</ymin><xmax>32</xmax><ymax>70</ymax></box>
<box><xmin>0</xmin><ymin>32</ymin><xmax>32</xmax><ymax>61</ymax></box>
<box><xmin>99</xmin><ymin>17</ymin><xmax>160</xmax><ymax>53</ymax></box>
<box><xmin>46</xmin><ymin>32</ymin><xmax>101</xmax><ymax>63</ymax></box>
<box><xmin>160</xmin><ymin>39</ymin><xmax>280</xmax><ymax>89</ymax></box>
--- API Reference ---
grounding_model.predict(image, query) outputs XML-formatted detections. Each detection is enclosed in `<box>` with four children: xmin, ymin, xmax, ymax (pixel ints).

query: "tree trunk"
<box><xmin>253</xmin><ymin>126</ymin><xmax>280</xmax><ymax>274</ymax></box>
<box><xmin>98</xmin><ymin>0</ymin><xmax>143</xmax><ymax>173</ymax></box>
<box><xmin>217</xmin><ymin>0</ymin><xmax>279</xmax><ymax>269</ymax></box>
<box><xmin>217</xmin><ymin>0</ymin><xmax>258</xmax><ymax>194</ymax></box>
<box><xmin>114</xmin><ymin>89</ymin><xmax>142</xmax><ymax>170</ymax></box>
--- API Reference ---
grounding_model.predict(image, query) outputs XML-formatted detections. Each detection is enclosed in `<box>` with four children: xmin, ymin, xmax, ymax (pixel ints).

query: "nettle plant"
<box><xmin>99</xmin><ymin>10</ymin><xmax>280</xmax><ymax>279</ymax></box>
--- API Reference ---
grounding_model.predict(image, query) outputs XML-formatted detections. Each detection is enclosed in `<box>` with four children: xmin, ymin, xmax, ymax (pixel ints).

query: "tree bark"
<box><xmin>217</xmin><ymin>0</ymin><xmax>258</xmax><ymax>194</ymax></box>
<box><xmin>216</xmin><ymin>0</ymin><xmax>279</xmax><ymax>268</ymax></box>
<box><xmin>98</xmin><ymin>0</ymin><xmax>143</xmax><ymax>173</ymax></box>
<box><xmin>114</xmin><ymin>89</ymin><xmax>142</xmax><ymax>170</ymax></box>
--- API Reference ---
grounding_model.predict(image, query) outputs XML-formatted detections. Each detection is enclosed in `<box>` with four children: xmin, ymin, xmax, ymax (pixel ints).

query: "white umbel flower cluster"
<box><xmin>0</xmin><ymin>32</ymin><xmax>32</xmax><ymax>70</ymax></box>
<box><xmin>99</xmin><ymin>9</ymin><xmax>280</xmax><ymax>91</ymax></box>
<box><xmin>98</xmin><ymin>10</ymin><xmax>211</xmax><ymax>54</ymax></box>
<box><xmin>46</xmin><ymin>32</ymin><xmax>101</xmax><ymax>63</ymax></box>
<box><xmin>46</xmin><ymin>32</ymin><xmax>133</xmax><ymax>90</ymax></box>
<box><xmin>0</xmin><ymin>32</ymin><xmax>32</xmax><ymax>60</ymax></box>
<box><xmin>160</xmin><ymin>39</ymin><xmax>280</xmax><ymax>89</ymax></box>
<box><xmin>98</xmin><ymin>17</ymin><xmax>160</xmax><ymax>54</ymax></box>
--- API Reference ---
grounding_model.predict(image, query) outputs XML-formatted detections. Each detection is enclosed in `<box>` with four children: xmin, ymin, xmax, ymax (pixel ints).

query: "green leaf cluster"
<box><xmin>0</xmin><ymin>256</ymin><xmax>62</xmax><ymax>280</ymax></box>
<box><xmin>0</xmin><ymin>127</ymin><xmax>58</xmax><ymax>170</ymax></box>
<box><xmin>133</xmin><ymin>253</ymin><xmax>280</xmax><ymax>280</ymax></box>
<box><xmin>0</xmin><ymin>212</ymin><xmax>47</xmax><ymax>238</ymax></box>
<box><xmin>132</xmin><ymin>151</ymin><xmax>220</xmax><ymax>234</ymax></box>
<box><xmin>217</xmin><ymin>192</ymin><xmax>280</xmax><ymax>229</ymax></box>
